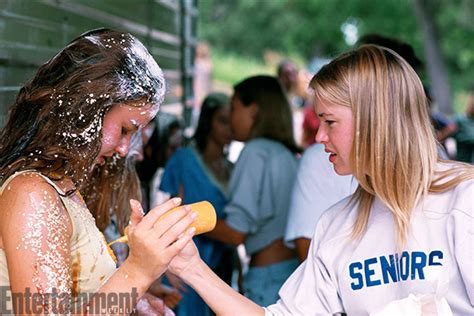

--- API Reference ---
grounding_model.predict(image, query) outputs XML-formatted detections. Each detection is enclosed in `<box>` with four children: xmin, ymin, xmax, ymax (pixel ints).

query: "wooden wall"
<box><xmin>0</xmin><ymin>0</ymin><xmax>197</xmax><ymax>128</ymax></box>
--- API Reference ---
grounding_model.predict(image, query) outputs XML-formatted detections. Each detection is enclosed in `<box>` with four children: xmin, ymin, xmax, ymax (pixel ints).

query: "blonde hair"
<box><xmin>310</xmin><ymin>45</ymin><xmax>474</xmax><ymax>246</ymax></box>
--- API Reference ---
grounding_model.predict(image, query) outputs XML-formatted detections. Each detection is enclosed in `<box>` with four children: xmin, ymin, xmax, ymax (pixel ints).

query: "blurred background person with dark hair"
<box><xmin>205</xmin><ymin>76</ymin><xmax>300</xmax><ymax>306</ymax></box>
<box><xmin>137</xmin><ymin>113</ymin><xmax>183</xmax><ymax>212</ymax></box>
<box><xmin>159</xmin><ymin>92</ymin><xmax>233</xmax><ymax>316</ymax></box>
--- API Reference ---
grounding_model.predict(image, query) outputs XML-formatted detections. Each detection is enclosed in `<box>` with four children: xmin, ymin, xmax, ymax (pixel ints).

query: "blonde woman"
<box><xmin>165</xmin><ymin>45</ymin><xmax>474</xmax><ymax>315</ymax></box>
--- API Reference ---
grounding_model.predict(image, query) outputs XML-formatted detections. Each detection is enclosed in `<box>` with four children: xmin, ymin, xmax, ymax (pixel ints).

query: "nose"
<box><xmin>115</xmin><ymin>136</ymin><xmax>131</xmax><ymax>157</ymax></box>
<box><xmin>315</xmin><ymin>126</ymin><xmax>328</xmax><ymax>144</ymax></box>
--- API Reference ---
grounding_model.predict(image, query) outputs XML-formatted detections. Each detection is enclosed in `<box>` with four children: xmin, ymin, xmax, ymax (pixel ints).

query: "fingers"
<box><xmin>161</xmin><ymin>228</ymin><xmax>195</xmax><ymax>260</ymax></box>
<box><xmin>129</xmin><ymin>199</ymin><xmax>145</xmax><ymax>227</ymax></box>
<box><xmin>139</xmin><ymin>197</ymin><xmax>182</xmax><ymax>229</ymax></box>
<box><xmin>152</xmin><ymin>205</ymin><xmax>194</xmax><ymax>239</ymax></box>
<box><xmin>155</xmin><ymin>211</ymin><xmax>196</xmax><ymax>246</ymax></box>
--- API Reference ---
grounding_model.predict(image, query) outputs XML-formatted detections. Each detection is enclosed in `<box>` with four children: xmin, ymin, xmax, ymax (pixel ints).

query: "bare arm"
<box><xmin>294</xmin><ymin>238</ymin><xmax>311</xmax><ymax>262</ymax></box>
<box><xmin>1</xmin><ymin>175</ymin><xmax>74</xmax><ymax>314</ymax></box>
<box><xmin>169</xmin><ymin>242</ymin><xmax>264</xmax><ymax>316</ymax></box>
<box><xmin>0</xmin><ymin>174</ymin><xmax>195</xmax><ymax>315</ymax></box>
<box><xmin>204</xmin><ymin>219</ymin><xmax>246</xmax><ymax>246</ymax></box>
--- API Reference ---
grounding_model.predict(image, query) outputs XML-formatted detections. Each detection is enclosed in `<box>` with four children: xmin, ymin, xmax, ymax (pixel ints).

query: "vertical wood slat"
<box><xmin>0</xmin><ymin>0</ymin><xmax>197</xmax><ymax>128</ymax></box>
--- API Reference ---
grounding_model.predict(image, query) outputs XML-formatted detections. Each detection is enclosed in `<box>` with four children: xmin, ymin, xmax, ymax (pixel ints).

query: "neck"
<box><xmin>202</xmin><ymin>139</ymin><xmax>224</xmax><ymax>162</ymax></box>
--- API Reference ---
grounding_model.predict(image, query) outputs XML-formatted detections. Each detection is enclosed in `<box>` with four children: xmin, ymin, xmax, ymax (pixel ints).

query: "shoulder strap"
<box><xmin>0</xmin><ymin>170</ymin><xmax>66</xmax><ymax>196</ymax></box>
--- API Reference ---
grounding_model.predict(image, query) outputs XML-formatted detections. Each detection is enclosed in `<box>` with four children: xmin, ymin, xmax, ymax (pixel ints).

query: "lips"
<box><xmin>325</xmin><ymin>148</ymin><xmax>337</xmax><ymax>163</ymax></box>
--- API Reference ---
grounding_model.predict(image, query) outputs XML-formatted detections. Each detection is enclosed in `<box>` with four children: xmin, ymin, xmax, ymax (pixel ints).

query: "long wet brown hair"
<box><xmin>0</xmin><ymin>28</ymin><xmax>165</xmax><ymax>232</ymax></box>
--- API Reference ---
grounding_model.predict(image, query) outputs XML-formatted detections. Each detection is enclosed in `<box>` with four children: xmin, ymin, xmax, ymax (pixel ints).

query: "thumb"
<box><xmin>129</xmin><ymin>199</ymin><xmax>145</xmax><ymax>227</ymax></box>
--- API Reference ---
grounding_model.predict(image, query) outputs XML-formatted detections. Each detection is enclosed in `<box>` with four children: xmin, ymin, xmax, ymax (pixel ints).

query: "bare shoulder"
<box><xmin>0</xmin><ymin>172</ymin><xmax>74</xmax><ymax>294</ymax></box>
<box><xmin>0</xmin><ymin>172</ymin><xmax>72</xmax><ymax>244</ymax></box>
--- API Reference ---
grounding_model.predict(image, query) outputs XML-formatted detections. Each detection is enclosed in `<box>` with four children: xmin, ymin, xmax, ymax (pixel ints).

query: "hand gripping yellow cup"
<box><xmin>160</xmin><ymin>200</ymin><xmax>217</xmax><ymax>235</ymax></box>
<box><xmin>108</xmin><ymin>200</ymin><xmax>216</xmax><ymax>246</ymax></box>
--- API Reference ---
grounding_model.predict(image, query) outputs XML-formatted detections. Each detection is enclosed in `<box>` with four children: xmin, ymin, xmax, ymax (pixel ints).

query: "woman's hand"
<box><xmin>168</xmin><ymin>238</ymin><xmax>201</xmax><ymax>277</ymax></box>
<box><xmin>123</xmin><ymin>198</ymin><xmax>197</xmax><ymax>283</ymax></box>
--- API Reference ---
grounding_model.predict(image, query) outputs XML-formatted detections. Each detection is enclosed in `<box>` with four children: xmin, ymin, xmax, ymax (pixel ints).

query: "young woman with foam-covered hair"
<box><xmin>165</xmin><ymin>45</ymin><xmax>474</xmax><ymax>315</ymax></box>
<box><xmin>0</xmin><ymin>29</ymin><xmax>196</xmax><ymax>314</ymax></box>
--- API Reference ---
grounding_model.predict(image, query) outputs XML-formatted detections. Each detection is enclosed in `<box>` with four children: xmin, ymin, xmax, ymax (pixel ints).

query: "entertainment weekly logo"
<box><xmin>0</xmin><ymin>286</ymin><xmax>139</xmax><ymax>314</ymax></box>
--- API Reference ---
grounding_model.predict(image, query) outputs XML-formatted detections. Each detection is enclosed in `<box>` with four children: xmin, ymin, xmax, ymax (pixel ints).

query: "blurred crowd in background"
<box><xmin>100</xmin><ymin>33</ymin><xmax>473</xmax><ymax>316</ymax></box>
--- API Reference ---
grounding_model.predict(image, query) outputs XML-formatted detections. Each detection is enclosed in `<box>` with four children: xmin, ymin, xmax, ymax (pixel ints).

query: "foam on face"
<box><xmin>44</xmin><ymin>31</ymin><xmax>166</xmax><ymax>184</ymax></box>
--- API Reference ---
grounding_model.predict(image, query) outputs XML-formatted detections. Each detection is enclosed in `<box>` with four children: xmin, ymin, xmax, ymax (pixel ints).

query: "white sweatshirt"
<box><xmin>266</xmin><ymin>177</ymin><xmax>473</xmax><ymax>315</ymax></box>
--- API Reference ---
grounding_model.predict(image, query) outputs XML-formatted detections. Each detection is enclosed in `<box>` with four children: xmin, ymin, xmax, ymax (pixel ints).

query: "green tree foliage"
<box><xmin>198</xmin><ymin>0</ymin><xmax>473</xmax><ymax>93</ymax></box>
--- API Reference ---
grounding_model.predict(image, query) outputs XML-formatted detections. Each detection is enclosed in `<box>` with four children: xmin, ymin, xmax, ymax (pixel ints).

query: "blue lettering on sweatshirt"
<box><xmin>349</xmin><ymin>250</ymin><xmax>443</xmax><ymax>290</ymax></box>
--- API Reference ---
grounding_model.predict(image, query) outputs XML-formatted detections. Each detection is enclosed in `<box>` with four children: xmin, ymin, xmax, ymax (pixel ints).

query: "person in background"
<box><xmin>159</xmin><ymin>93</ymin><xmax>233</xmax><ymax>316</ymax></box>
<box><xmin>277</xmin><ymin>60</ymin><xmax>305</xmax><ymax>146</ymax></box>
<box><xmin>138</xmin><ymin>112</ymin><xmax>183</xmax><ymax>211</ymax></box>
<box><xmin>284</xmin><ymin>143</ymin><xmax>358</xmax><ymax>262</ymax></box>
<box><xmin>0</xmin><ymin>28</ymin><xmax>196</xmax><ymax>314</ymax></box>
<box><xmin>297</xmin><ymin>69</ymin><xmax>320</xmax><ymax>148</ymax></box>
<box><xmin>166</xmin><ymin>45</ymin><xmax>474</xmax><ymax>315</ymax></box>
<box><xmin>424</xmin><ymin>86</ymin><xmax>458</xmax><ymax>154</ymax></box>
<box><xmin>203</xmin><ymin>76</ymin><xmax>301</xmax><ymax>306</ymax></box>
<box><xmin>301</xmin><ymin>99</ymin><xmax>319</xmax><ymax>148</ymax></box>
<box><xmin>453</xmin><ymin>87</ymin><xmax>474</xmax><ymax>163</ymax></box>
<box><xmin>277</xmin><ymin>60</ymin><xmax>299</xmax><ymax>104</ymax></box>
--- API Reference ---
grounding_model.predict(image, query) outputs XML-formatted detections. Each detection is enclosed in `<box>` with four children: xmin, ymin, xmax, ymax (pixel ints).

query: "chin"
<box><xmin>333</xmin><ymin>165</ymin><xmax>352</xmax><ymax>176</ymax></box>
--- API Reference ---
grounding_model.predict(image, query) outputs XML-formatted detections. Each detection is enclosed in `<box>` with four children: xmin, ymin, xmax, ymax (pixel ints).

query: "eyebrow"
<box><xmin>317</xmin><ymin>112</ymin><xmax>333</xmax><ymax>118</ymax></box>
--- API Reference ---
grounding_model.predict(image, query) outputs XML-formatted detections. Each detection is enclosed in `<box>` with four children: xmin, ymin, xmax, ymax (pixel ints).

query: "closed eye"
<box><xmin>325</xmin><ymin>120</ymin><xmax>335</xmax><ymax>126</ymax></box>
<box><xmin>121</xmin><ymin>127</ymin><xmax>131</xmax><ymax>136</ymax></box>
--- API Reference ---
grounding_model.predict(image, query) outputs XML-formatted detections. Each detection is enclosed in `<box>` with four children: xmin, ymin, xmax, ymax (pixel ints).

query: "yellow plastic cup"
<box><xmin>108</xmin><ymin>200</ymin><xmax>216</xmax><ymax>246</ymax></box>
<box><xmin>161</xmin><ymin>200</ymin><xmax>217</xmax><ymax>235</ymax></box>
